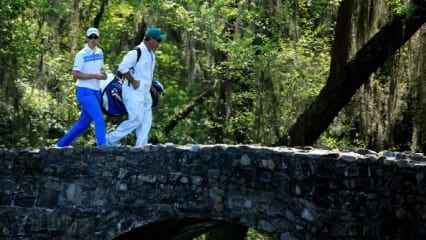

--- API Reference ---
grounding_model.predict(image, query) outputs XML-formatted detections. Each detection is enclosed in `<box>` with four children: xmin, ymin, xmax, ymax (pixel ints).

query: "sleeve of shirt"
<box><xmin>72</xmin><ymin>52</ymin><xmax>84</xmax><ymax>72</ymax></box>
<box><xmin>118</xmin><ymin>50</ymin><xmax>138</xmax><ymax>74</ymax></box>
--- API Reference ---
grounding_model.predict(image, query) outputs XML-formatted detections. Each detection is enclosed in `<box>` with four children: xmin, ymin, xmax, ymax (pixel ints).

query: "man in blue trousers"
<box><xmin>56</xmin><ymin>27</ymin><xmax>108</xmax><ymax>147</ymax></box>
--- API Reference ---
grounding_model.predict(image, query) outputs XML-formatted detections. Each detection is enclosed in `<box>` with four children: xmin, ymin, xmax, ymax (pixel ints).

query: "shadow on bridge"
<box><xmin>113</xmin><ymin>219</ymin><xmax>249</xmax><ymax>240</ymax></box>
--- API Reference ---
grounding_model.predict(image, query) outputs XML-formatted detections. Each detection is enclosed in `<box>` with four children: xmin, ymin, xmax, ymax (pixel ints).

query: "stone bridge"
<box><xmin>0</xmin><ymin>144</ymin><xmax>425</xmax><ymax>240</ymax></box>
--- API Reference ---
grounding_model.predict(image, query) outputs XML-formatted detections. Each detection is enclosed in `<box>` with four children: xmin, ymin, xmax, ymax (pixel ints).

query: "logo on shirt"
<box><xmin>84</xmin><ymin>53</ymin><xmax>103</xmax><ymax>62</ymax></box>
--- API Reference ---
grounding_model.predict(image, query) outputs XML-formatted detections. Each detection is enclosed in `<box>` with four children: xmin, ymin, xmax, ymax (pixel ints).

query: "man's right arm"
<box><xmin>118</xmin><ymin>50</ymin><xmax>139</xmax><ymax>89</ymax></box>
<box><xmin>72</xmin><ymin>70</ymin><xmax>106</xmax><ymax>80</ymax></box>
<box><xmin>124</xmin><ymin>72</ymin><xmax>140</xmax><ymax>89</ymax></box>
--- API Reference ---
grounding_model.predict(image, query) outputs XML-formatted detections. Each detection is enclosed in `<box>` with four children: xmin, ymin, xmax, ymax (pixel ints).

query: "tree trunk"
<box><xmin>328</xmin><ymin>0</ymin><xmax>353</xmax><ymax>85</ymax></box>
<box><xmin>411</xmin><ymin>27</ymin><xmax>426</xmax><ymax>152</ymax></box>
<box><xmin>93</xmin><ymin>0</ymin><xmax>108</xmax><ymax>28</ymax></box>
<box><xmin>278</xmin><ymin>0</ymin><xmax>426</xmax><ymax>146</ymax></box>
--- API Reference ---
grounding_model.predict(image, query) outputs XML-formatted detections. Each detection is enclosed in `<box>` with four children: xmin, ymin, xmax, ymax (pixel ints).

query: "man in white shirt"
<box><xmin>107</xmin><ymin>27</ymin><xmax>165</xmax><ymax>147</ymax></box>
<box><xmin>56</xmin><ymin>27</ymin><xmax>108</xmax><ymax>147</ymax></box>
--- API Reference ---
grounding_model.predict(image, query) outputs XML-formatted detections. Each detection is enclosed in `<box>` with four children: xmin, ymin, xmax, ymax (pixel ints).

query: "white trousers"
<box><xmin>107</xmin><ymin>81</ymin><xmax>152</xmax><ymax>146</ymax></box>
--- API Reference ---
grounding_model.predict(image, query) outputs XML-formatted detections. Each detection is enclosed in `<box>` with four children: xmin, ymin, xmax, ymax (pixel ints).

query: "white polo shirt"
<box><xmin>73</xmin><ymin>45</ymin><xmax>104</xmax><ymax>90</ymax></box>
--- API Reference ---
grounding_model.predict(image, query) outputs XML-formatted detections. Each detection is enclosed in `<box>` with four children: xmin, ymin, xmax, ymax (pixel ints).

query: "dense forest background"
<box><xmin>1</xmin><ymin>0</ymin><xmax>425</xmax><ymax>152</ymax></box>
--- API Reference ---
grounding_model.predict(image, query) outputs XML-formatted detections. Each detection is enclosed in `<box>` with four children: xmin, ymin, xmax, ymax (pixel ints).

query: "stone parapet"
<box><xmin>0</xmin><ymin>145</ymin><xmax>425</xmax><ymax>239</ymax></box>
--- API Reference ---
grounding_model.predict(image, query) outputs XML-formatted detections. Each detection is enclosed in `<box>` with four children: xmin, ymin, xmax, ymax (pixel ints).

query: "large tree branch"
<box><xmin>278</xmin><ymin>1</ymin><xmax>426</xmax><ymax>146</ymax></box>
<box><xmin>163</xmin><ymin>90</ymin><xmax>213</xmax><ymax>136</ymax></box>
<box><xmin>93</xmin><ymin>0</ymin><xmax>108</xmax><ymax>28</ymax></box>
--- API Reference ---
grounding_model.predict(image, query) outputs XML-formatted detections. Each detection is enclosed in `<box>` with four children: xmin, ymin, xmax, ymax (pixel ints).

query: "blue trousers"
<box><xmin>56</xmin><ymin>87</ymin><xmax>106</xmax><ymax>147</ymax></box>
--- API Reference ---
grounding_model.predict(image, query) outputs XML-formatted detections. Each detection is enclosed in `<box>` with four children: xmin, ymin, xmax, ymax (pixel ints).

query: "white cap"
<box><xmin>86</xmin><ymin>27</ymin><xmax>100</xmax><ymax>37</ymax></box>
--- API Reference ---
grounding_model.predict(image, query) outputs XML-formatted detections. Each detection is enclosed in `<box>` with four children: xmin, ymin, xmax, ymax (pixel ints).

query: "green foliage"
<box><xmin>144</xmin><ymin>0</ymin><xmax>332</xmax><ymax>146</ymax></box>
<box><xmin>317</xmin><ymin>117</ymin><xmax>367</xmax><ymax>150</ymax></box>
<box><xmin>0</xmin><ymin>81</ymin><xmax>66</xmax><ymax>148</ymax></box>
<box><xmin>0</xmin><ymin>0</ymin><xmax>383</xmax><ymax>150</ymax></box>
<box><xmin>101</xmin><ymin>0</ymin><xmax>148</xmax><ymax>67</ymax></box>
<box><xmin>385</xmin><ymin>0</ymin><xmax>417</xmax><ymax>15</ymax></box>
<box><xmin>194</xmin><ymin>228</ymin><xmax>275</xmax><ymax>240</ymax></box>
